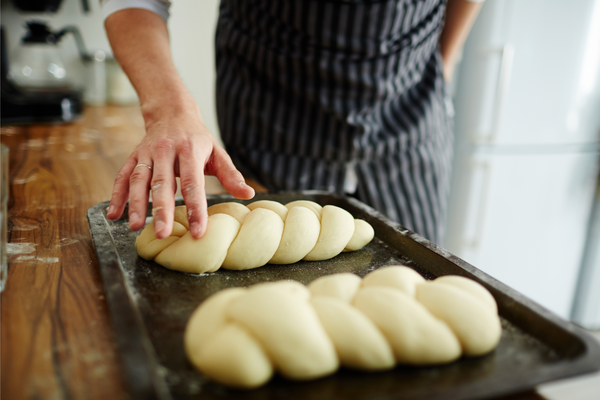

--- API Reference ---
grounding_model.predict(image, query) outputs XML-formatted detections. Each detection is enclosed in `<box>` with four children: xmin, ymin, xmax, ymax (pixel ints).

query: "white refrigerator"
<box><xmin>444</xmin><ymin>0</ymin><xmax>600</xmax><ymax>324</ymax></box>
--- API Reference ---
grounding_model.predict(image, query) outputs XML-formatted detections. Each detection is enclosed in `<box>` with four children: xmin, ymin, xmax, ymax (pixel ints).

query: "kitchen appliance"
<box><xmin>9</xmin><ymin>21</ymin><xmax>89</xmax><ymax>89</ymax></box>
<box><xmin>444</xmin><ymin>0</ymin><xmax>600</xmax><ymax>322</ymax></box>
<box><xmin>10</xmin><ymin>0</ymin><xmax>90</xmax><ymax>14</ymax></box>
<box><xmin>1</xmin><ymin>23</ymin><xmax>85</xmax><ymax>124</ymax></box>
<box><xmin>572</xmin><ymin>169</ymin><xmax>600</xmax><ymax>329</ymax></box>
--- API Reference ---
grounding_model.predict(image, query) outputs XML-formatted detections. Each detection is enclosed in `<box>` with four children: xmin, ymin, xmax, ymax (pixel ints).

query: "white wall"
<box><xmin>169</xmin><ymin>0</ymin><xmax>221</xmax><ymax>139</ymax></box>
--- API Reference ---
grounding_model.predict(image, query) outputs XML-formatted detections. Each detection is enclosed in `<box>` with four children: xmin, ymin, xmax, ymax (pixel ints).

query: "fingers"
<box><xmin>110</xmin><ymin>140</ymin><xmax>178</xmax><ymax>238</ymax></box>
<box><xmin>207</xmin><ymin>146</ymin><xmax>255</xmax><ymax>200</ymax></box>
<box><xmin>110</xmin><ymin>128</ymin><xmax>249</xmax><ymax>241</ymax></box>
<box><xmin>150</xmin><ymin>140</ymin><xmax>177</xmax><ymax>239</ymax></box>
<box><xmin>179</xmin><ymin>146</ymin><xmax>208</xmax><ymax>239</ymax></box>
<box><xmin>107</xmin><ymin>158</ymin><xmax>137</xmax><ymax>220</ymax></box>
<box><xmin>128</xmin><ymin>161</ymin><xmax>153</xmax><ymax>231</ymax></box>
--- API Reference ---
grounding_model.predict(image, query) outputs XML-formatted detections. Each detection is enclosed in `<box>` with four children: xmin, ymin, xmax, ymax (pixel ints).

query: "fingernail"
<box><xmin>130</xmin><ymin>212</ymin><xmax>140</xmax><ymax>224</ymax></box>
<box><xmin>191</xmin><ymin>222</ymin><xmax>201</xmax><ymax>236</ymax></box>
<box><xmin>108</xmin><ymin>205</ymin><xmax>115</xmax><ymax>215</ymax></box>
<box><xmin>154</xmin><ymin>220</ymin><xmax>165</xmax><ymax>235</ymax></box>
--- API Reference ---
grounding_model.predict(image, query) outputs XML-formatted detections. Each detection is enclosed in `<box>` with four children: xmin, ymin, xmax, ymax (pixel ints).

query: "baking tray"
<box><xmin>87</xmin><ymin>192</ymin><xmax>600</xmax><ymax>400</ymax></box>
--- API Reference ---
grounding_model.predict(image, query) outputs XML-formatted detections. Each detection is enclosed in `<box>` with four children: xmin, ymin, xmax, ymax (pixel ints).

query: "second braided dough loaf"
<box><xmin>135</xmin><ymin>200</ymin><xmax>375</xmax><ymax>273</ymax></box>
<box><xmin>185</xmin><ymin>266</ymin><xmax>502</xmax><ymax>389</ymax></box>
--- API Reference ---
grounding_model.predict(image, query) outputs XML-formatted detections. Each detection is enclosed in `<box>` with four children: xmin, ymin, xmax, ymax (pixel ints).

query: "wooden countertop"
<box><xmin>0</xmin><ymin>105</ymin><xmax>551</xmax><ymax>400</ymax></box>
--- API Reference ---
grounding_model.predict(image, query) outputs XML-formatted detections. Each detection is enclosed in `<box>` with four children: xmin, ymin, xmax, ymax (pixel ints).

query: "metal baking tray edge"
<box><xmin>87</xmin><ymin>191</ymin><xmax>600</xmax><ymax>400</ymax></box>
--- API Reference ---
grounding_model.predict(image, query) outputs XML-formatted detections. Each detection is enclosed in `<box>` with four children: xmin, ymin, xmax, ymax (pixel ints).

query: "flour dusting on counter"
<box><xmin>6</xmin><ymin>242</ymin><xmax>36</xmax><ymax>254</ymax></box>
<box><xmin>14</xmin><ymin>256</ymin><xmax>59</xmax><ymax>263</ymax></box>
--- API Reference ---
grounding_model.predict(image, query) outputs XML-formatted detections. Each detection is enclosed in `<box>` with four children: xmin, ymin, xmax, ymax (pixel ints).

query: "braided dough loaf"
<box><xmin>135</xmin><ymin>200</ymin><xmax>375</xmax><ymax>273</ymax></box>
<box><xmin>184</xmin><ymin>266</ymin><xmax>502</xmax><ymax>389</ymax></box>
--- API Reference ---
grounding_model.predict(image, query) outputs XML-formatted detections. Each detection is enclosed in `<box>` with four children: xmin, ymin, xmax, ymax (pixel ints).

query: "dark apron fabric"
<box><xmin>215</xmin><ymin>0</ymin><xmax>453</xmax><ymax>243</ymax></box>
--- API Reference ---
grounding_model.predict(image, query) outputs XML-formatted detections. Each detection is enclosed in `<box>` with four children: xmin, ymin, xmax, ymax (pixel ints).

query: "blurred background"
<box><xmin>445</xmin><ymin>0</ymin><xmax>600</xmax><ymax>330</ymax></box>
<box><xmin>1</xmin><ymin>0</ymin><xmax>599</xmax><ymax>328</ymax></box>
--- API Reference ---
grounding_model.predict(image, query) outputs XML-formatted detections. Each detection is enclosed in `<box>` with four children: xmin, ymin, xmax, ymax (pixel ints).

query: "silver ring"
<box><xmin>135</xmin><ymin>163</ymin><xmax>153</xmax><ymax>171</ymax></box>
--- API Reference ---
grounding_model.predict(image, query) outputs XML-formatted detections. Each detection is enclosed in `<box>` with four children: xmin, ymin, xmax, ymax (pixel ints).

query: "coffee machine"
<box><xmin>1</xmin><ymin>0</ymin><xmax>90</xmax><ymax>124</ymax></box>
<box><xmin>1</xmin><ymin>26</ymin><xmax>84</xmax><ymax>124</ymax></box>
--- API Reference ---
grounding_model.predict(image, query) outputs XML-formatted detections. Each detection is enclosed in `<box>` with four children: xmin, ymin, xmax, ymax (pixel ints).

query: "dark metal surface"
<box><xmin>87</xmin><ymin>192</ymin><xmax>600</xmax><ymax>400</ymax></box>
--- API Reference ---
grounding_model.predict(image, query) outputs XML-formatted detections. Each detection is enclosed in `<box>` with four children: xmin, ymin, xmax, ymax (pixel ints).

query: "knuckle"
<box><xmin>110</xmin><ymin>195</ymin><xmax>125</xmax><ymax>207</ymax></box>
<box><xmin>110</xmin><ymin>186</ymin><xmax>125</xmax><ymax>198</ymax></box>
<box><xmin>184</xmin><ymin>204</ymin><xmax>203</xmax><ymax>222</ymax></box>
<box><xmin>178</xmin><ymin>143</ymin><xmax>194</xmax><ymax>159</ymax></box>
<box><xmin>213</xmin><ymin>145</ymin><xmax>228</xmax><ymax>157</ymax></box>
<box><xmin>226</xmin><ymin>168</ymin><xmax>245</xmax><ymax>182</ymax></box>
<box><xmin>114</xmin><ymin>169</ymin><xmax>131</xmax><ymax>183</ymax></box>
<box><xmin>180</xmin><ymin>179</ymin><xmax>201</xmax><ymax>195</ymax></box>
<box><xmin>184</xmin><ymin>203</ymin><xmax>199</xmax><ymax>214</ymax></box>
<box><xmin>153</xmin><ymin>137</ymin><xmax>175</xmax><ymax>156</ymax></box>
<box><xmin>129</xmin><ymin>170</ymin><xmax>147</xmax><ymax>186</ymax></box>
<box><xmin>151</xmin><ymin>204</ymin><xmax>170</xmax><ymax>218</ymax></box>
<box><xmin>151</xmin><ymin>178</ymin><xmax>170</xmax><ymax>194</ymax></box>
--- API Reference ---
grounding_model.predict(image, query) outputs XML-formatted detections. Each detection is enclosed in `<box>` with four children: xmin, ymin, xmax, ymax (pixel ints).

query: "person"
<box><xmin>102</xmin><ymin>0</ymin><xmax>483</xmax><ymax>244</ymax></box>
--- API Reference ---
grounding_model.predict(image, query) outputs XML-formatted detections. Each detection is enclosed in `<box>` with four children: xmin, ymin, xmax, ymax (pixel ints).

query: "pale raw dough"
<box><xmin>353</xmin><ymin>286</ymin><xmax>462</xmax><ymax>365</ymax></box>
<box><xmin>308</xmin><ymin>273</ymin><xmax>362</xmax><ymax>302</ymax></box>
<box><xmin>344</xmin><ymin>219</ymin><xmax>375</xmax><ymax>252</ymax></box>
<box><xmin>194</xmin><ymin>323</ymin><xmax>273</xmax><ymax>389</ymax></box>
<box><xmin>311</xmin><ymin>296</ymin><xmax>395</xmax><ymax>371</ymax></box>
<box><xmin>184</xmin><ymin>268</ymin><xmax>502</xmax><ymax>389</ymax></box>
<box><xmin>269</xmin><ymin>207</ymin><xmax>320</xmax><ymax>264</ymax></box>
<box><xmin>155</xmin><ymin>213</ymin><xmax>240</xmax><ymax>273</ymax></box>
<box><xmin>135</xmin><ymin>207</ymin><xmax>189</xmax><ymax>260</ymax></box>
<box><xmin>304</xmin><ymin>206</ymin><xmax>355</xmax><ymax>261</ymax></box>
<box><xmin>207</xmin><ymin>202</ymin><xmax>250</xmax><ymax>224</ymax></box>
<box><xmin>221</xmin><ymin>208</ymin><xmax>284</xmax><ymax>270</ymax></box>
<box><xmin>361</xmin><ymin>265</ymin><xmax>426</xmax><ymax>297</ymax></box>
<box><xmin>136</xmin><ymin>200</ymin><xmax>374</xmax><ymax>273</ymax></box>
<box><xmin>247</xmin><ymin>200</ymin><xmax>289</xmax><ymax>221</ymax></box>
<box><xmin>184</xmin><ymin>287</ymin><xmax>274</xmax><ymax>389</ymax></box>
<box><xmin>135</xmin><ymin>220</ymin><xmax>187</xmax><ymax>260</ymax></box>
<box><xmin>285</xmin><ymin>200</ymin><xmax>322</xmax><ymax>220</ymax></box>
<box><xmin>226</xmin><ymin>283</ymin><xmax>339</xmax><ymax>380</ymax></box>
<box><xmin>173</xmin><ymin>205</ymin><xmax>190</xmax><ymax>229</ymax></box>
<box><xmin>433</xmin><ymin>275</ymin><xmax>498</xmax><ymax>313</ymax></box>
<box><xmin>416</xmin><ymin>281</ymin><xmax>502</xmax><ymax>356</ymax></box>
<box><xmin>184</xmin><ymin>287</ymin><xmax>246</xmax><ymax>361</ymax></box>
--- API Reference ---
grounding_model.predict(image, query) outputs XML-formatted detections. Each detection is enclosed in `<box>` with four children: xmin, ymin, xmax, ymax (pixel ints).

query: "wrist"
<box><xmin>441</xmin><ymin>53</ymin><xmax>457</xmax><ymax>82</ymax></box>
<box><xmin>140</xmin><ymin>88</ymin><xmax>203</xmax><ymax>128</ymax></box>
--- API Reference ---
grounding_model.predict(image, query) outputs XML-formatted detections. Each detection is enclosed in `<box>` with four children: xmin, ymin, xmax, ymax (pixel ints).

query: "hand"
<box><xmin>106</xmin><ymin>102</ymin><xmax>255</xmax><ymax>239</ymax></box>
<box><xmin>442</xmin><ymin>57</ymin><xmax>457</xmax><ymax>83</ymax></box>
<box><xmin>103</xmin><ymin>9</ymin><xmax>254</xmax><ymax>239</ymax></box>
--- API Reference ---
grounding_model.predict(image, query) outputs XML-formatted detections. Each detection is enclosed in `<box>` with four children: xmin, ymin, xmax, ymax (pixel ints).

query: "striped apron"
<box><xmin>215</xmin><ymin>0</ymin><xmax>453</xmax><ymax>243</ymax></box>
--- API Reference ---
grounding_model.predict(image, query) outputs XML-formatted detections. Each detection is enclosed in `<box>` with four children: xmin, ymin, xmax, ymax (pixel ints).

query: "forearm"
<box><xmin>104</xmin><ymin>7</ymin><xmax>254</xmax><ymax>238</ymax></box>
<box><xmin>104</xmin><ymin>8</ymin><xmax>197</xmax><ymax>124</ymax></box>
<box><xmin>439</xmin><ymin>0</ymin><xmax>483</xmax><ymax>81</ymax></box>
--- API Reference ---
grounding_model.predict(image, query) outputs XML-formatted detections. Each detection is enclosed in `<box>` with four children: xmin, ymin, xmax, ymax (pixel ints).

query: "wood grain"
<box><xmin>1</xmin><ymin>106</ymin><xmax>146</xmax><ymax>400</ymax></box>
